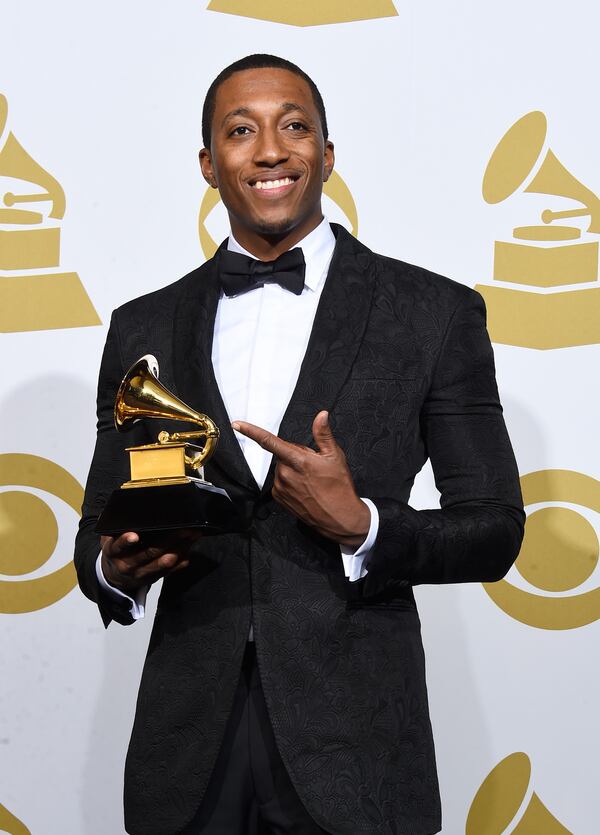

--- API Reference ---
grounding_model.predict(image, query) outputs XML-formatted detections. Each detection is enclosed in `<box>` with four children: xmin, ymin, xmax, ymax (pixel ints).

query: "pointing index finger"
<box><xmin>232</xmin><ymin>421</ymin><xmax>302</xmax><ymax>465</ymax></box>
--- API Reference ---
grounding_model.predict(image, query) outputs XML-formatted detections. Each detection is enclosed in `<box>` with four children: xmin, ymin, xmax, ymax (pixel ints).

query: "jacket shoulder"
<box><xmin>112</xmin><ymin>261</ymin><xmax>213</xmax><ymax>322</ymax></box>
<box><xmin>335</xmin><ymin>224</ymin><xmax>481</xmax><ymax>311</ymax></box>
<box><xmin>375</xmin><ymin>247</ymin><xmax>479</xmax><ymax>306</ymax></box>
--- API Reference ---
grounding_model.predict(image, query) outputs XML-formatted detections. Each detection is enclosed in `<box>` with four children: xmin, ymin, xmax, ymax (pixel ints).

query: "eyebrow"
<box><xmin>220</xmin><ymin>101</ymin><xmax>312</xmax><ymax>128</ymax></box>
<box><xmin>221</xmin><ymin>106</ymin><xmax>252</xmax><ymax>127</ymax></box>
<box><xmin>280</xmin><ymin>102</ymin><xmax>311</xmax><ymax>118</ymax></box>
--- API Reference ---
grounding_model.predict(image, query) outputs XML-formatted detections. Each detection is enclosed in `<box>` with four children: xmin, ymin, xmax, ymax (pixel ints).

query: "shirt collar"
<box><xmin>227</xmin><ymin>217</ymin><xmax>336</xmax><ymax>293</ymax></box>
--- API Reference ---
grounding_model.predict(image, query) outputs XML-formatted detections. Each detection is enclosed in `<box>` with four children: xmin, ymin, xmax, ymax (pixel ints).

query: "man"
<box><xmin>75</xmin><ymin>54</ymin><xmax>524</xmax><ymax>835</ymax></box>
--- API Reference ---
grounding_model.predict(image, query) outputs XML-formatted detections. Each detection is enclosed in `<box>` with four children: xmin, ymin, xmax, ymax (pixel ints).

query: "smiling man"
<box><xmin>200</xmin><ymin>65</ymin><xmax>334</xmax><ymax>255</ymax></box>
<box><xmin>75</xmin><ymin>55</ymin><xmax>524</xmax><ymax>835</ymax></box>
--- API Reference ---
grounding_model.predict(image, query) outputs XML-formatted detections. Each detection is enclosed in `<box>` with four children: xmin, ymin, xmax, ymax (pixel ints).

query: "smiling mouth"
<box><xmin>249</xmin><ymin>176</ymin><xmax>298</xmax><ymax>191</ymax></box>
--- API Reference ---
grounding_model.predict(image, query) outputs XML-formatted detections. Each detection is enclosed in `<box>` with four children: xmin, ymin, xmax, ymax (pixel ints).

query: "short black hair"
<box><xmin>201</xmin><ymin>54</ymin><xmax>328</xmax><ymax>149</ymax></box>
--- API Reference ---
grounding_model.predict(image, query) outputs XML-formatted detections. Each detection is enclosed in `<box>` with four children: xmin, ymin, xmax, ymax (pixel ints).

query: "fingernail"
<box><xmin>231</xmin><ymin>421</ymin><xmax>240</xmax><ymax>430</ymax></box>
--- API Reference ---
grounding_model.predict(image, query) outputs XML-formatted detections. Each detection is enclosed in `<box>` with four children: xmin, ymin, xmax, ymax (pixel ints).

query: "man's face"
<box><xmin>200</xmin><ymin>67</ymin><xmax>334</xmax><ymax>250</ymax></box>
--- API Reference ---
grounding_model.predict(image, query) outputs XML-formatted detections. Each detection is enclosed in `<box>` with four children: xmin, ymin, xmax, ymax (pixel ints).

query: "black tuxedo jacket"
<box><xmin>75</xmin><ymin>225</ymin><xmax>524</xmax><ymax>835</ymax></box>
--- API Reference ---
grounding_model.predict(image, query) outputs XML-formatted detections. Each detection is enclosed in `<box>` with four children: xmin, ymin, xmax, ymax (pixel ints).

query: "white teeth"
<box><xmin>253</xmin><ymin>177</ymin><xmax>293</xmax><ymax>190</ymax></box>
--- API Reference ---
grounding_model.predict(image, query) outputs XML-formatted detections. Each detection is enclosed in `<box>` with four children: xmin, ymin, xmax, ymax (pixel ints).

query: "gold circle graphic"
<box><xmin>197</xmin><ymin>170</ymin><xmax>359</xmax><ymax>260</ymax></box>
<box><xmin>483</xmin><ymin>470</ymin><xmax>600</xmax><ymax>630</ymax></box>
<box><xmin>516</xmin><ymin>506</ymin><xmax>598</xmax><ymax>592</ymax></box>
<box><xmin>0</xmin><ymin>490</ymin><xmax>58</xmax><ymax>575</ymax></box>
<box><xmin>0</xmin><ymin>453</ymin><xmax>83</xmax><ymax>614</ymax></box>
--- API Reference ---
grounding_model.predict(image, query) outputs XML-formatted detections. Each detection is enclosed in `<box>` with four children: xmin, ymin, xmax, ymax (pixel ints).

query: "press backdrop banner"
<box><xmin>1</xmin><ymin>1</ymin><xmax>598</xmax><ymax>832</ymax></box>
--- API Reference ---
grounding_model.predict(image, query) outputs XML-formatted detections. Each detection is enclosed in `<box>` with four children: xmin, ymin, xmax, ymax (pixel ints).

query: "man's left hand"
<box><xmin>232</xmin><ymin>411</ymin><xmax>370</xmax><ymax>549</ymax></box>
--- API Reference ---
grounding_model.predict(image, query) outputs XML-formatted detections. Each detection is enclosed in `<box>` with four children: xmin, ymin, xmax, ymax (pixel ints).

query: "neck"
<box><xmin>229</xmin><ymin>213</ymin><xmax>324</xmax><ymax>261</ymax></box>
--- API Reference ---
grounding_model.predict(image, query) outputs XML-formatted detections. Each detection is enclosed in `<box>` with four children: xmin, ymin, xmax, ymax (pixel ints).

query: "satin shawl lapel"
<box><xmin>262</xmin><ymin>225</ymin><xmax>377</xmax><ymax>495</ymax></box>
<box><xmin>172</xmin><ymin>254</ymin><xmax>259</xmax><ymax>494</ymax></box>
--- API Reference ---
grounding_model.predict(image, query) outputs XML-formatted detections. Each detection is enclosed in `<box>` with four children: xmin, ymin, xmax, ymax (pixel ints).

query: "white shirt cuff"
<box><xmin>339</xmin><ymin>498</ymin><xmax>379</xmax><ymax>582</ymax></box>
<box><xmin>95</xmin><ymin>553</ymin><xmax>148</xmax><ymax>620</ymax></box>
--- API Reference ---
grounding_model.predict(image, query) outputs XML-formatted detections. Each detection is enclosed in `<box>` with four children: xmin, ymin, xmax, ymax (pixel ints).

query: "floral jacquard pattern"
<box><xmin>75</xmin><ymin>225</ymin><xmax>523</xmax><ymax>835</ymax></box>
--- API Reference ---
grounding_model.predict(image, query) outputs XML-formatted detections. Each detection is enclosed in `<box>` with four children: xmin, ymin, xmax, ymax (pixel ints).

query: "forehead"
<box><xmin>213</xmin><ymin>67</ymin><xmax>316</xmax><ymax>117</ymax></box>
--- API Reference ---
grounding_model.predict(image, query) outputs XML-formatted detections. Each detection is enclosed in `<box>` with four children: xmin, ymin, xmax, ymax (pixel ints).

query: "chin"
<box><xmin>254</xmin><ymin>216</ymin><xmax>296</xmax><ymax>236</ymax></box>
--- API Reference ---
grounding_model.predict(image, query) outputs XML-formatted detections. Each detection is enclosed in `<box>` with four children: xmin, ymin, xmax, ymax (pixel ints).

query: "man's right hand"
<box><xmin>100</xmin><ymin>530</ymin><xmax>201</xmax><ymax>597</ymax></box>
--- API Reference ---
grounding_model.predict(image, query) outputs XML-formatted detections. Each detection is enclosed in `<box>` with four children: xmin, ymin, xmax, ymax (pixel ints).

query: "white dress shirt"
<box><xmin>96</xmin><ymin>218</ymin><xmax>378</xmax><ymax>620</ymax></box>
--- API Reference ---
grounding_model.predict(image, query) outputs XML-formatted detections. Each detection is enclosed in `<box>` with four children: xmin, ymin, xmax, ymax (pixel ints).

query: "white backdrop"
<box><xmin>1</xmin><ymin>1</ymin><xmax>599</xmax><ymax>833</ymax></box>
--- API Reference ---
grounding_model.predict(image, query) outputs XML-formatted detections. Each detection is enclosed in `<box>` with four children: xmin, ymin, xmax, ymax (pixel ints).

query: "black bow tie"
<box><xmin>218</xmin><ymin>247</ymin><xmax>306</xmax><ymax>297</ymax></box>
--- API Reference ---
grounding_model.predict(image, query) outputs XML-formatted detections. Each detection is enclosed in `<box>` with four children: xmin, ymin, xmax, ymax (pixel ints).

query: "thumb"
<box><xmin>312</xmin><ymin>410</ymin><xmax>338</xmax><ymax>454</ymax></box>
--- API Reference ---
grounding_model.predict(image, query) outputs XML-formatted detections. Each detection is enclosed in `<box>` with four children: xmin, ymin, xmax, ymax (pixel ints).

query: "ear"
<box><xmin>323</xmin><ymin>140</ymin><xmax>335</xmax><ymax>183</ymax></box>
<box><xmin>199</xmin><ymin>148</ymin><xmax>218</xmax><ymax>189</ymax></box>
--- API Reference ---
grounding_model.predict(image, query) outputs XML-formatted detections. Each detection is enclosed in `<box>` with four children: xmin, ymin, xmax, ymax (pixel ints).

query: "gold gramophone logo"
<box><xmin>198</xmin><ymin>169</ymin><xmax>358</xmax><ymax>259</ymax></box>
<box><xmin>0</xmin><ymin>802</ymin><xmax>30</xmax><ymax>835</ymax></box>
<box><xmin>475</xmin><ymin>111</ymin><xmax>600</xmax><ymax>349</ymax></box>
<box><xmin>0</xmin><ymin>453</ymin><xmax>82</xmax><ymax>613</ymax></box>
<box><xmin>0</xmin><ymin>94</ymin><xmax>100</xmax><ymax>333</ymax></box>
<box><xmin>206</xmin><ymin>0</ymin><xmax>398</xmax><ymax>26</ymax></box>
<box><xmin>467</xmin><ymin>752</ymin><xmax>573</xmax><ymax>834</ymax></box>
<box><xmin>483</xmin><ymin>470</ymin><xmax>600</xmax><ymax>630</ymax></box>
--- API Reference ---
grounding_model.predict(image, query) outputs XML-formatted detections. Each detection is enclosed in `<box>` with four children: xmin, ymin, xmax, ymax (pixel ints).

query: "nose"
<box><xmin>252</xmin><ymin>125</ymin><xmax>289</xmax><ymax>167</ymax></box>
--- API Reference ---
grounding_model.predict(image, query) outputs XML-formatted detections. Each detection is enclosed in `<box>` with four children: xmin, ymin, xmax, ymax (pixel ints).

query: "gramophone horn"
<box><xmin>114</xmin><ymin>354</ymin><xmax>219</xmax><ymax>462</ymax></box>
<box><xmin>0</xmin><ymin>94</ymin><xmax>66</xmax><ymax>220</ymax></box>
<box><xmin>483</xmin><ymin>110</ymin><xmax>600</xmax><ymax>234</ymax></box>
<box><xmin>482</xmin><ymin>111</ymin><xmax>548</xmax><ymax>204</ymax></box>
<box><xmin>94</xmin><ymin>356</ymin><xmax>241</xmax><ymax>536</ymax></box>
<box><xmin>525</xmin><ymin>149</ymin><xmax>600</xmax><ymax>234</ymax></box>
<box><xmin>466</xmin><ymin>752</ymin><xmax>572</xmax><ymax>834</ymax></box>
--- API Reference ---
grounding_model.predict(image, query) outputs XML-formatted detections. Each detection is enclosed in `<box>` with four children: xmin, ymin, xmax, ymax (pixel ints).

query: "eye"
<box><xmin>286</xmin><ymin>121</ymin><xmax>308</xmax><ymax>132</ymax></box>
<box><xmin>229</xmin><ymin>125</ymin><xmax>252</xmax><ymax>137</ymax></box>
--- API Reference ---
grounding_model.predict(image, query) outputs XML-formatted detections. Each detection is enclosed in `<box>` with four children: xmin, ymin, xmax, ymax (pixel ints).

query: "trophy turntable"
<box><xmin>95</xmin><ymin>354</ymin><xmax>242</xmax><ymax>536</ymax></box>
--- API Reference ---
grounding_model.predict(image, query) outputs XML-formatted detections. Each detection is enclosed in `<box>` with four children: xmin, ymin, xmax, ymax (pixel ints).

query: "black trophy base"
<box><xmin>95</xmin><ymin>480</ymin><xmax>244</xmax><ymax>537</ymax></box>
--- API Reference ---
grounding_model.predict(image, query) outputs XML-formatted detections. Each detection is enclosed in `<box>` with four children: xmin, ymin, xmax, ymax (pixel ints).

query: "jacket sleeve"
<box><xmin>362</xmin><ymin>289</ymin><xmax>525</xmax><ymax>598</ymax></box>
<box><xmin>74</xmin><ymin>312</ymin><xmax>145</xmax><ymax>626</ymax></box>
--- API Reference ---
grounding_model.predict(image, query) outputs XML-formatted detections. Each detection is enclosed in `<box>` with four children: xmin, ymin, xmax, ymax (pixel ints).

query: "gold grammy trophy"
<box><xmin>95</xmin><ymin>355</ymin><xmax>242</xmax><ymax>536</ymax></box>
<box><xmin>476</xmin><ymin>110</ymin><xmax>600</xmax><ymax>349</ymax></box>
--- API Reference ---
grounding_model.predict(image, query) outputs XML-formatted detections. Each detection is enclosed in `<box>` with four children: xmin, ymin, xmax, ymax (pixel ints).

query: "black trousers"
<box><xmin>180</xmin><ymin>644</ymin><xmax>329</xmax><ymax>835</ymax></box>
